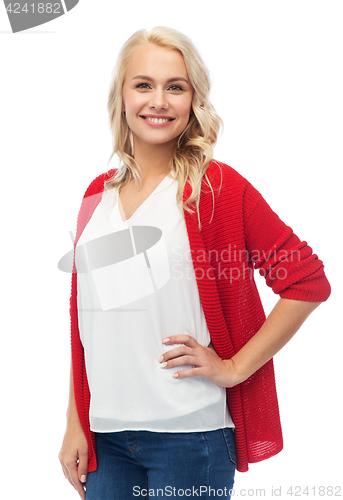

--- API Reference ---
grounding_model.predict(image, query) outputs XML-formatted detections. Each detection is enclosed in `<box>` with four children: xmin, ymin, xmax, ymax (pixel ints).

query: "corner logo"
<box><xmin>3</xmin><ymin>0</ymin><xmax>79</xmax><ymax>33</ymax></box>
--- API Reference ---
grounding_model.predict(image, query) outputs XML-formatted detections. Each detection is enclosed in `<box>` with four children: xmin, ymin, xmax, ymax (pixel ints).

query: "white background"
<box><xmin>1</xmin><ymin>1</ymin><xmax>342</xmax><ymax>498</ymax></box>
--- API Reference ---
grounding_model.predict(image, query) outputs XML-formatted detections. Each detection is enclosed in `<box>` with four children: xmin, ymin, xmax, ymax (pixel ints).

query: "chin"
<box><xmin>134</xmin><ymin>133</ymin><xmax>180</xmax><ymax>149</ymax></box>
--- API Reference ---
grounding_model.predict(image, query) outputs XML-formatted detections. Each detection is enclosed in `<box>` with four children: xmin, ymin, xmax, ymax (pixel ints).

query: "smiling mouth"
<box><xmin>140</xmin><ymin>116</ymin><xmax>175</xmax><ymax>124</ymax></box>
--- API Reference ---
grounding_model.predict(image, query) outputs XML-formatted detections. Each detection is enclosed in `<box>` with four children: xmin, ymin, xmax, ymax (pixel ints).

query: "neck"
<box><xmin>132</xmin><ymin>138</ymin><xmax>176</xmax><ymax>181</ymax></box>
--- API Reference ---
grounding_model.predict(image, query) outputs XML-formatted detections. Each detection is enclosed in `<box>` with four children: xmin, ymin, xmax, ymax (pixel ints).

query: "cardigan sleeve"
<box><xmin>243</xmin><ymin>183</ymin><xmax>331</xmax><ymax>302</ymax></box>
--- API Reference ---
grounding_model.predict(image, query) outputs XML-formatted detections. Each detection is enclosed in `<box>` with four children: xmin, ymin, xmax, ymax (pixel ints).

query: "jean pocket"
<box><xmin>222</xmin><ymin>428</ymin><xmax>237</xmax><ymax>466</ymax></box>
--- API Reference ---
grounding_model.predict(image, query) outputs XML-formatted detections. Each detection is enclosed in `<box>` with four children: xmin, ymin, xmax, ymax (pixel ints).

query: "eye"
<box><xmin>136</xmin><ymin>83</ymin><xmax>151</xmax><ymax>90</ymax></box>
<box><xmin>168</xmin><ymin>85</ymin><xmax>184</xmax><ymax>92</ymax></box>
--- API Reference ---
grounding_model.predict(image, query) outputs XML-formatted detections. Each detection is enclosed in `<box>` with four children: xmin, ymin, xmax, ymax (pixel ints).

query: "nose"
<box><xmin>149</xmin><ymin>88</ymin><xmax>168</xmax><ymax>110</ymax></box>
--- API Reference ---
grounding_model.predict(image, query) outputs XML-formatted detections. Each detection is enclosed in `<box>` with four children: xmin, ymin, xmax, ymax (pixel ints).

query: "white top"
<box><xmin>76</xmin><ymin>171</ymin><xmax>234</xmax><ymax>433</ymax></box>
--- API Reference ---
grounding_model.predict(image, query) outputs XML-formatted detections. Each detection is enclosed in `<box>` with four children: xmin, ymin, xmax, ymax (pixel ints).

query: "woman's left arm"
<box><xmin>160</xmin><ymin>298</ymin><xmax>321</xmax><ymax>388</ymax></box>
<box><xmin>161</xmin><ymin>179</ymin><xmax>330</xmax><ymax>386</ymax></box>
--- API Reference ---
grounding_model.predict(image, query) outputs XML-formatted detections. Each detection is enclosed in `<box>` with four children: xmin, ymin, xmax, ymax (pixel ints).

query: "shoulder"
<box><xmin>206</xmin><ymin>160</ymin><xmax>248</xmax><ymax>185</ymax></box>
<box><xmin>205</xmin><ymin>160</ymin><xmax>257</xmax><ymax>196</ymax></box>
<box><xmin>83</xmin><ymin>168</ymin><xmax>118</xmax><ymax>199</ymax></box>
<box><xmin>75</xmin><ymin>168</ymin><xmax>119</xmax><ymax>239</ymax></box>
<box><xmin>205</xmin><ymin>160</ymin><xmax>262</xmax><ymax>212</ymax></box>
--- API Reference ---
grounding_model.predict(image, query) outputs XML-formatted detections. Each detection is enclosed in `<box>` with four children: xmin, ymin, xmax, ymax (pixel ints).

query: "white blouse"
<box><xmin>76</xmin><ymin>170</ymin><xmax>234</xmax><ymax>433</ymax></box>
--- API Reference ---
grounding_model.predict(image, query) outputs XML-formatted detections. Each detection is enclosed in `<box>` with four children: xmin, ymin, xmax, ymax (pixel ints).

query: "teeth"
<box><xmin>145</xmin><ymin>117</ymin><xmax>170</xmax><ymax>123</ymax></box>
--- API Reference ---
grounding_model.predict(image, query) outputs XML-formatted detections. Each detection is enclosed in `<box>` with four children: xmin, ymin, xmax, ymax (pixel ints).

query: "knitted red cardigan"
<box><xmin>70</xmin><ymin>161</ymin><xmax>331</xmax><ymax>473</ymax></box>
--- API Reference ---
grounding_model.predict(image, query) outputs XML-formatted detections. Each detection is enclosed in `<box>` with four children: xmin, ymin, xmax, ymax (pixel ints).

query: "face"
<box><xmin>122</xmin><ymin>45</ymin><xmax>193</xmax><ymax>154</ymax></box>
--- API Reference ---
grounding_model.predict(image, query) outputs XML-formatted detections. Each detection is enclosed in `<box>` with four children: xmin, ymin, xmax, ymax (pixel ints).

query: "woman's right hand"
<box><xmin>59</xmin><ymin>421</ymin><xmax>89</xmax><ymax>500</ymax></box>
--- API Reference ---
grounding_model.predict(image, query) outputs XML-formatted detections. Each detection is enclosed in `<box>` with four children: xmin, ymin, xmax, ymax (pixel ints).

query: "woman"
<box><xmin>59</xmin><ymin>26</ymin><xmax>331</xmax><ymax>499</ymax></box>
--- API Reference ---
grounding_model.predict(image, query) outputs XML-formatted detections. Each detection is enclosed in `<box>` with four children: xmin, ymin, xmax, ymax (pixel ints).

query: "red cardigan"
<box><xmin>70</xmin><ymin>161</ymin><xmax>331</xmax><ymax>473</ymax></box>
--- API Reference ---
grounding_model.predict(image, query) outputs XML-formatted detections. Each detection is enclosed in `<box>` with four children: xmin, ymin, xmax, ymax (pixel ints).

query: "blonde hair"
<box><xmin>105</xmin><ymin>26</ymin><xmax>223</xmax><ymax>230</ymax></box>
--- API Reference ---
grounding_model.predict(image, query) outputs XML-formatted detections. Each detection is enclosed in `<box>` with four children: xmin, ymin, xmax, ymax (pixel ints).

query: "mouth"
<box><xmin>140</xmin><ymin>115</ymin><xmax>175</xmax><ymax>124</ymax></box>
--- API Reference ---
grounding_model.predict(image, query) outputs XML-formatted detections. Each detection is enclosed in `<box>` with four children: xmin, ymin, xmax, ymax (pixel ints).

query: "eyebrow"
<box><xmin>132</xmin><ymin>75</ymin><xmax>190</xmax><ymax>85</ymax></box>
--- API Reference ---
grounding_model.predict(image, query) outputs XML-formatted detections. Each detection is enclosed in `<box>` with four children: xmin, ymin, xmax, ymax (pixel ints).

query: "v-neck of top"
<box><xmin>117</xmin><ymin>171</ymin><xmax>175</xmax><ymax>224</ymax></box>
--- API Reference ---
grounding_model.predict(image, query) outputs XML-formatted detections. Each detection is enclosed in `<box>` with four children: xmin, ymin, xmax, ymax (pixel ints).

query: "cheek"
<box><xmin>123</xmin><ymin>91</ymin><xmax>144</xmax><ymax>115</ymax></box>
<box><xmin>176</xmin><ymin>97</ymin><xmax>193</xmax><ymax>122</ymax></box>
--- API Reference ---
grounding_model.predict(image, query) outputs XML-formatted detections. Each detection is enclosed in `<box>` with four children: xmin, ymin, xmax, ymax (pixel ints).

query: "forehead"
<box><xmin>125</xmin><ymin>45</ymin><xmax>189</xmax><ymax>80</ymax></box>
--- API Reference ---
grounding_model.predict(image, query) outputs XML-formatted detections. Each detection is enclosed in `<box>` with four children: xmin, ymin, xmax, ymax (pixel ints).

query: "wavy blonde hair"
<box><xmin>105</xmin><ymin>26</ymin><xmax>223</xmax><ymax>230</ymax></box>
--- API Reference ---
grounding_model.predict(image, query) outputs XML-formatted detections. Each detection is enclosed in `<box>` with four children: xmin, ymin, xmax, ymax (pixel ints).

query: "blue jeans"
<box><xmin>85</xmin><ymin>428</ymin><xmax>236</xmax><ymax>499</ymax></box>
